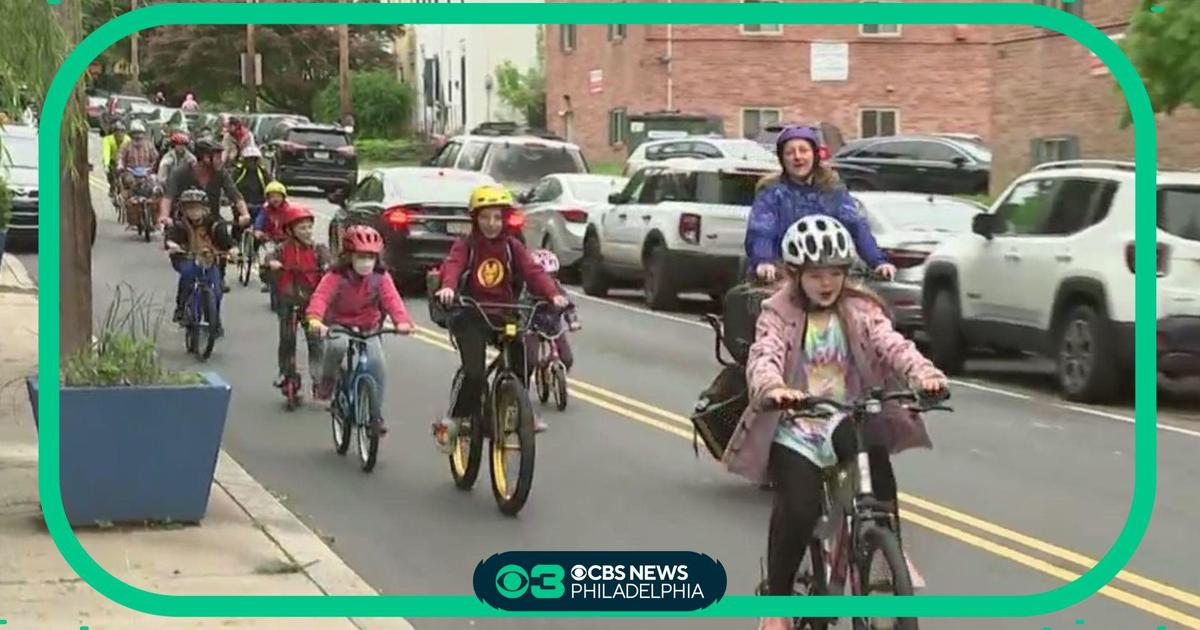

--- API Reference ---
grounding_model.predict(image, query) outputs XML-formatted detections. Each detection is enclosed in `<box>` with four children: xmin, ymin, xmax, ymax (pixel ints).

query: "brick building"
<box><xmin>544</xmin><ymin>1</ymin><xmax>994</xmax><ymax>165</ymax></box>
<box><xmin>990</xmin><ymin>0</ymin><xmax>1200</xmax><ymax>195</ymax></box>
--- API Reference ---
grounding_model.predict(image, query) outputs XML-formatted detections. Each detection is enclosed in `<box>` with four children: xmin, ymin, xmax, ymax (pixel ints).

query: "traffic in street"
<box><xmin>83</xmin><ymin>147</ymin><xmax>1200</xmax><ymax>629</ymax></box>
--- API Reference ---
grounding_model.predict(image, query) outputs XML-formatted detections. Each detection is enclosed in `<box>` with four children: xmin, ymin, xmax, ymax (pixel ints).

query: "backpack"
<box><xmin>721</xmin><ymin>282</ymin><xmax>774</xmax><ymax>365</ymax></box>
<box><xmin>427</xmin><ymin>237</ymin><xmax>523</xmax><ymax>329</ymax></box>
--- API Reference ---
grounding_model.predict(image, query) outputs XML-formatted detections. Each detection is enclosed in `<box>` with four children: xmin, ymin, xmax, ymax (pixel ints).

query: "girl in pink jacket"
<box><xmin>721</xmin><ymin>216</ymin><xmax>946</xmax><ymax>630</ymax></box>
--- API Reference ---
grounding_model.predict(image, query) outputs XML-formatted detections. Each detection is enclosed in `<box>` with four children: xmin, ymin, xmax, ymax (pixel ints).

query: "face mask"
<box><xmin>352</xmin><ymin>258</ymin><xmax>375</xmax><ymax>276</ymax></box>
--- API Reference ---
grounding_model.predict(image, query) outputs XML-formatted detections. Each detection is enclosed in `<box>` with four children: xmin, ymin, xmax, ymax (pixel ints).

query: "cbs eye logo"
<box><xmin>495</xmin><ymin>564</ymin><xmax>565</xmax><ymax>599</ymax></box>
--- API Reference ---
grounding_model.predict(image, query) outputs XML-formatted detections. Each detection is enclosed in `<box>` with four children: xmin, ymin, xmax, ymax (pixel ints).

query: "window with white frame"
<box><xmin>741</xmin><ymin>108</ymin><xmax>782</xmax><ymax>140</ymax></box>
<box><xmin>609</xmin><ymin>108</ymin><xmax>628</xmax><ymax>146</ymax></box>
<box><xmin>1034</xmin><ymin>0</ymin><xmax>1083</xmax><ymax>17</ymax></box>
<box><xmin>1031</xmin><ymin>136</ymin><xmax>1080</xmax><ymax>165</ymax></box>
<box><xmin>859</xmin><ymin>108</ymin><xmax>899</xmax><ymax>137</ymax></box>
<box><xmin>740</xmin><ymin>0</ymin><xmax>782</xmax><ymax>35</ymax></box>
<box><xmin>859</xmin><ymin>1</ymin><xmax>901</xmax><ymax>36</ymax></box>
<box><xmin>608</xmin><ymin>24</ymin><xmax>627</xmax><ymax>41</ymax></box>
<box><xmin>561</xmin><ymin>24</ymin><xmax>577</xmax><ymax>52</ymax></box>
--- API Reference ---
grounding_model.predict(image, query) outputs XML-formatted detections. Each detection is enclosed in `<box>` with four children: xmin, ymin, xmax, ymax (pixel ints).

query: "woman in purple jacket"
<box><xmin>723</xmin><ymin>215</ymin><xmax>946</xmax><ymax>630</ymax></box>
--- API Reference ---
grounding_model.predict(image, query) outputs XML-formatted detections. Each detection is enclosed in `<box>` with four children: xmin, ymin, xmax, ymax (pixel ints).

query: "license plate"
<box><xmin>313</xmin><ymin>151</ymin><xmax>330</xmax><ymax>160</ymax></box>
<box><xmin>446</xmin><ymin>222</ymin><xmax>472</xmax><ymax>236</ymax></box>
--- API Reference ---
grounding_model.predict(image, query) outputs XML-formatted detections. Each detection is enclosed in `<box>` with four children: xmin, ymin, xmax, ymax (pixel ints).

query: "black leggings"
<box><xmin>765</xmin><ymin>422</ymin><xmax>897</xmax><ymax>596</ymax></box>
<box><xmin>448</xmin><ymin>310</ymin><xmax>530</xmax><ymax>419</ymax></box>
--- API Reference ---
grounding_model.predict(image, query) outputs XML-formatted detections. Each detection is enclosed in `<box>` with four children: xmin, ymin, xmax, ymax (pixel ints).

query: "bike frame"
<box><xmin>184</xmin><ymin>252</ymin><xmax>225</xmax><ymax>324</ymax></box>
<box><xmin>450</xmin><ymin>297</ymin><xmax>549</xmax><ymax>424</ymax></box>
<box><xmin>328</xmin><ymin>326</ymin><xmax>398</xmax><ymax>428</ymax></box>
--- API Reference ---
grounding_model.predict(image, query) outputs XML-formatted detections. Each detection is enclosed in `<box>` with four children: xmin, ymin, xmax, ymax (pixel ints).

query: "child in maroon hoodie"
<box><xmin>433</xmin><ymin>184</ymin><xmax>568</xmax><ymax>450</ymax></box>
<box><xmin>306</xmin><ymin>225</ymin><xmax>414</xmax><ymax>435</ymax></box>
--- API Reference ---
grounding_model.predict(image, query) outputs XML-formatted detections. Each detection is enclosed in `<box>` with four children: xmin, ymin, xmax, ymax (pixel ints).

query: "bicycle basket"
<box><xmin>721</xmin><ymin>283</ymin><xmax>773</xmax><ymax>365</ymax></box>
<box><xmin>689</xmin><ymin>364</ymin><xmax>749</xmax><ymax>460</ymax></box>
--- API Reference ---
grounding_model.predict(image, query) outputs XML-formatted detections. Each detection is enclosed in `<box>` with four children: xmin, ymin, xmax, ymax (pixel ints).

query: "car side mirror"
<box><xmin>328</xmin><ymin>189</ymin><xmax>347</xmax><ymax>206</ymax></box>
<box><xmin>951</xmin><ymin>156</ymin><xmax>969</xmax><ymax>168</ymax></box>
<box><xmin>972</xmin><ymin>212</ymin><xmax>1002</xmax><ymax>239</ymax></box>
<box><xmin>608</xmin><ymin>192</ymin><xmax>625</xmax><ymax>205</ymax></box>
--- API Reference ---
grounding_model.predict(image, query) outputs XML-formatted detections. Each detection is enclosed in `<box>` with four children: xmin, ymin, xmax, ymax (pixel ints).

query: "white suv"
<box><xmin>426</xmin><ymin>131</ymin><xmax>589</xmax><ymax>196</ymax></box>
<box><xmin>921</xmin><ymin>160</ymin><xmax>1200</xmax><ymax>403</ymax></box>
<box><xmin>579</xmin><ymin>158</ymin><xmax>777</xmax><ymax>310</ymax></box>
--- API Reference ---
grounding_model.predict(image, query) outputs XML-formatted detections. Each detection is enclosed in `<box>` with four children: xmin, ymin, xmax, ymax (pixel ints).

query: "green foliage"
<box><xmin>314</xmin><ymin>70</ymin><xmax>415</xmax><ymax>139</ymax></box>
<box><xmin>494</xmin><ymin>60</ymin><xmax>545</xmax><ymax>127</ymax></box>
<box><xmin>354</xmin><ymin>138</ymin><xmax>424</xmax><ymax>164</ymax></box>
<box><xmin>0</xmin><ymin>176</ymin><xmax>11</xmax><ymax>229</ymax></box>
<box><xmin>62</xmin><ymin>284</ymin><xmax>204</xmax><ymax>387</ymax></box>
<box><xmin>1120</xmin><ymin>0</ymin><xmax>1200</xmax><ymax>126</ymax></box>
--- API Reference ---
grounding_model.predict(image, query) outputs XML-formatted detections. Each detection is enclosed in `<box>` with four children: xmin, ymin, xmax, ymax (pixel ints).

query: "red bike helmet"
<box><xmin>281</xmin><ymin>204</ymin><xmax>315</xmax><ymax>230</ymax></box>
<box><xmin>342</xmin><ymin>224</ymin><xmax>384</xmax><ymax>254</ymax></box>
<box><xmin>170</xmin><ymin>131</ymin><xmax>190</xmax><ymax>146</ymax></box>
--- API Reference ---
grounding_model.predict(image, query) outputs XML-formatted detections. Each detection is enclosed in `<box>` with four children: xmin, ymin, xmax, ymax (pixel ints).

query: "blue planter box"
<box><xmin>26</xmin><ymin>372</ymin><xmax>233</xmax><ymax>527</ymax></box>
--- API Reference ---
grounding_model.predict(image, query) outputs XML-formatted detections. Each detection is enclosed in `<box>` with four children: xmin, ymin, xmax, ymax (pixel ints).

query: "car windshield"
<box><xmin>1158</xmin><ymin>187</ymin><xmax>1200</xmax><ymax>241</ymax></box>
<box><xmin>864</xmin><ymin>196</ymin><xmax>980</xmax><ymax>233</ymax></box>
<box><xmin>386</xmin><ymin>172</ymin><xmax>487</xmax><ymax>205</ymax></box>
<box><xmin>487</xmin><ymin>143</ymin><xmax>585</xmax><ymax>185</ymax></box>
<box><xmin>673</xmin><ymin>171</ymin><xmax>762</xmax><ymax>206</ymax></box>
<box><xmin>288</xmin><ymin>129</ymin><xmax>349</xmax><ymax>148</ymax></box>
<box><xmin>1</xmin><ymin>135</ymin><xmax>38</xmax><ymax>170</ymax></box>
<box><xmin>715</xmin><ymin>139</ymin><xmax>776</xmax><ymax>162</ymax></box>
<box><xmin>949</xmin><ymin>139</ymin><xmax>991</xmax><ymax>163</ymax></box>
<box><xmin>568</xmin><ymin>179</ymin><xmax>624</xmax><ymax>202</ymax></box>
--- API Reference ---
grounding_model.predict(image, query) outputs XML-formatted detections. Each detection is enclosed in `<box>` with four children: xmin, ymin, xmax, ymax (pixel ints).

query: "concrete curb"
<box><xmin>0</xmin><ymin>254</ymin><xmax>36</xmax><ymax>294</ymax></box>
<box><xmin>214</xmin><ymin>451</ymin><xmax>415</xmax><ymax>630</ymax></box>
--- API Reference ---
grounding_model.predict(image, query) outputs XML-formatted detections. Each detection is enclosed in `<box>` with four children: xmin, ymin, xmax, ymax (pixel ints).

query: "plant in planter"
<box><xmin>26</xmin><ymin>284</ymin><xmax>233</xmax><ymax>527</ymax></box>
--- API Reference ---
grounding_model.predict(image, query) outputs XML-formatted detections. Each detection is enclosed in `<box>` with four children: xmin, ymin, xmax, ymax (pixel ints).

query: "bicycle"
<box><xmin>273</xmin><ymin>265</ymin><xmax>325</xmax><ymax>411</ymax></box>
<box><xmin>177</xmin><ymin>249</ymin><xmax>232</xmax><ymax>361</ymax></box>
<box><xmin>533</xmin><ymin>324</ymin><xmax>570</xmax><ymax>412</ymax></box>
<box><xmin>756</xmin><ymin>387</ymin><xmax>952</xmax><ymax>630</ymax></box>
<box><xmin>237</xmin><ymin>224</ymin><xmax>260</xmax><ymax>287</ymax></box>
<box><xmin>125</xmin><ymin>166</ymin><xmax>158</xmax><ymax>242</ymax></box>
<box><xmin>443</xmin><ymin>296</ymin><xmax>548</xmax><ymax>516</ymax></box>
<box><xmin>327</xmin><ymin>325</ymin><xmax>405</xmax><ymax>472</ymax></box>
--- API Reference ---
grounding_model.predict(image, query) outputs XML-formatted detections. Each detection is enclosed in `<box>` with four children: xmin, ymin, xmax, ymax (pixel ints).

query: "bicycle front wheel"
<box><xmin>355</xmin><ymin>376</ymin><xmax>381</xmax><ymax>473</ymax></box>
<box><xmin>447</xmin><ymin>369</ymin><xmax>483</xmax><ymax>490</ymax></box>
<box><xmin>239</xmin><ymin>232</ymin><xmax>255</xmax><ymax>286</ymax></box>
<box><xmin>851</xmin><ymin>525</ymin><xmax>918</xmax><ymax>630</ymax></box>
<box><xmin>552</xmin><ymin>362</ymin><xmax>568</xmax><ymax>411</ymax></box>
<box><xmin>198</xmin><ymin>287</ymin><xmax>218</xmax><ymax>360</ymax></box>
<box><xmin>488</xmin><ymin>375</ymin><xmax>536</xmax><ymax>516</ymax></box>
<box><xmin>535</xmin><ymin>363</ymin><xmax>550</xmax><ymax>403</ymax></box>
<box><xmin>331</xmin><ymin>382</ymin><xmax>352</xmax><ymax>455</ymax></box>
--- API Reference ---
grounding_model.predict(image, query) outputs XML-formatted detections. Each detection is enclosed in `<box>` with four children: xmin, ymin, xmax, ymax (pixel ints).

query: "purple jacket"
<box><xmin>722</xmin><ymin>283</ymin><xmax>945</xmax><ymax>484</ymax></box>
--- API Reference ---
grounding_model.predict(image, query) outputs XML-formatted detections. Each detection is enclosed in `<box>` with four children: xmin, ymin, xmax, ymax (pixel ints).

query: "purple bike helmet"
<box><xmin>775</xmin><ymin>125</ymin><xmax>825</xmax><ymax>167</ymax></box>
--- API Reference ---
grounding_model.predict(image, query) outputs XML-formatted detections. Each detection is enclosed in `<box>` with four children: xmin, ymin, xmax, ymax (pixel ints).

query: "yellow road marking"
<box><xmin>406</xmin><ymin>326</ymin><xmax>1200</xmax><ymax>624</ymax></box>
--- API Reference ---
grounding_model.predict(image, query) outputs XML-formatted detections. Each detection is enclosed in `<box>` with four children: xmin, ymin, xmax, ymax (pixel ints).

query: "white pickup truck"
<box><xmin>578</xmin><ymin>158</ymin><xmax>779</xmax><ymax>310</ymax></box>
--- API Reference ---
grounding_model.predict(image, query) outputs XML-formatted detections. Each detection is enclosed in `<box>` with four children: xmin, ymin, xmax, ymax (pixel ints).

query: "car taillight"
<box><xmin>336</xmin><ymin>145</ymin><xmax>356</xmax><ymax>157</ymax></box>
<box><xmin>1125</xmin><ymin>241</ymin><xmax>1169</xmax><ymax>277</ymax></box>
<box><xmin>883</xmin><ymin>247</ymin><xmax>929</xmax><ymax>269</ymax></box>
<box><xmin>383</xmin><ymin>206</ymin><xmax>411</xmax><ymax>230</ymax></box>
<box><xmin>280</xmin><ymin>141</ymin><xmax>305</xmax><ymax>153</ymax></box>
<box><xmin>557</xmin><ymin>209</ymin><xmax>588</xmax><ymax>224</ymax></box>
<box><xmin>507</xmin><ymin>210</ymin><xmax>526</xmax><ymax>230</ymax></box>
<box><xmin>679</xmin><ymin>213</ymin><xmax>701</xmax><ymax>245</ymax></box>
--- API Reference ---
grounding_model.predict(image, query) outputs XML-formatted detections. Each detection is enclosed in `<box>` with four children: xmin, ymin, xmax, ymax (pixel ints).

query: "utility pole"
<box><xmin>130</xmin><ymin>0</ymin><xmax>141</xmax><ymax>86</ymax></box>
<box><xmin>56</xmin><ymin>0</ymin><xmax>95</xmax><ymax>358</ymax></box>
<box><xmin>246</xmin><ymin>5</ymin><xmax>258</xmax><ymax>113</ymax></box>
<box><xmin>339</xmin><ymin>20</ymin><xmax>351</xmax><ymax>125</ymax></box>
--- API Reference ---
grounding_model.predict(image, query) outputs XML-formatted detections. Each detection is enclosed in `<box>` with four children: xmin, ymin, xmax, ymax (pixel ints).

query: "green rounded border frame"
<box><xmin>36</xmin><ymin>1</ymin><xmax>1159</xmax><ymax>619</ymax></box>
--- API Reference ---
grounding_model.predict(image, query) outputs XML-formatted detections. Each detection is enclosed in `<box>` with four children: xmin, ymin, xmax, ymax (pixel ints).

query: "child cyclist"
<box><xmin>721</xmin><ymin>215</ymin><xmax>947</xmax><ymax>630</ymax></box>
<box><xmin>254</xmin><ymin>180</ymin><xmax>294</xmax><ymax>293</ymax></box>
<box><xmin>305</xmin><ymin>225</ymin><xmax>414</xmax><ymax>435</ymax></box>
<box><xmin>522</xmin><ymin>249</ymin><xmax>582</xmax><ymax>379</ymax></box>
<box><xmin>432</xmin><ymin>185</ymin><xmax>570</xmax><ymax>447</ymax></box>
<box><xmin>165</xmin><ymin>188</ymin><xmax>237</xmax><ymax>337</ymax></box>
<box><xmin>263</xmin><ymin>204</ymin><xmax>332</xmax><ymax>399</ymax></box>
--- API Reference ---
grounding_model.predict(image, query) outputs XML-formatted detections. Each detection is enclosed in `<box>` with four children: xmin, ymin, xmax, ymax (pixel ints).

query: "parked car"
<box><xmin>426</xmin><ymin>129</ymin><xmax>590</xmax><ymax>197</ymax></box>
<box><xmin>753</xmin><ymin>121</ymin><xmax>847</xmax><ymax>159</ymax></box>
<box><xmin>518</xmin><ymin>173</ymin><xmax>629</xmax><ymax>272</ymax></box>
<box><xmin>850</xmin><ymin>191</ymin><xmax>986</xmax><ymax>338</ymax></box>
<box><xmin>834</xmin><ymin>134</ymin><xmax>991</xmax><ymax>196</ymax></box>
<box><xmin>250</xmin><ymin>113</ymin><xmax>310</xmax><ymax>145</ymax></box>
<box><xmin>623</xmin><ymin>136</ymin><xmax>776</xmax><ymax>176</ymax></box>
<box><xmin>580</xmin><ymin>158</ymin><xmax>776</xmax><ymax>310</ymax></box>
<box><xmin>105</xmin><ymin>93</ymin><xmax>151</xmax><ymax>119</ymax></box>
<box><xmin>86</xmin><ymin>96</ymin><xmax>107</xmax><ymax>130</ymax></box>
<box><xmin>263</xmin><ymin>123</ymin><xmax>357</xmax><ymax>195</ymax></box>
<box><xmin>921</xmin><ymin>159</ymin><xmax>1200</xmax><ymax>402</ymax></box>
<box><xmin>327</xmin><ymin>167</ymin><xmax>498</xmax><ymax>286</ymax></box>
<box><xmin>1</xmin><ymin>125</ymin><xmax>40</xmax><ymax>249</ymax></box>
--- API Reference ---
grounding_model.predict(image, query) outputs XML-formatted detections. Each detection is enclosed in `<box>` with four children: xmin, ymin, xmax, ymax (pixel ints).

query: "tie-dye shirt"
<box><xmin>774</xmin><ymin>314</ymin><xmax>850</xmax><ymax>467</ymax></box>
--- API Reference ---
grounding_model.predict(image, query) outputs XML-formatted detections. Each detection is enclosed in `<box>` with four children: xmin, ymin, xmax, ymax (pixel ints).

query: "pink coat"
<box><xmin>722</xmin><ymin>283</ymin><xmax>945</xmax><ymax>484</ymax></box>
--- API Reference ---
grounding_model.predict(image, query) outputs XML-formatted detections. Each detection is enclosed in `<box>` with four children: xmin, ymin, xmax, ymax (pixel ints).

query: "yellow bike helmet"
<box><xmin>468</xmin><ymin>184</ymin><xmax>514</xmax><ymax>214</ymax></box>
<box><xmin>265</xmin><ymin>180</ymin><xmax>288</xmax><ymax>197</ymax></box>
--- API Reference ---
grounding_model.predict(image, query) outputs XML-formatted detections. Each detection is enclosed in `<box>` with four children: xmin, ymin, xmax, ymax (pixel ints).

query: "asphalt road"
<box><xmin>83</xmin><ymin>167</ymin><xmax>1200</xmax><ymax>630</ymax></box>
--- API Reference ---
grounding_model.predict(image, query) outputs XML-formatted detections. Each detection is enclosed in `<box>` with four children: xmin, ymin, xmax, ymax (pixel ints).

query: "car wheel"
<box><xmin>643</xmin><ymin>243</ymin><xmax>679</xmax><ymax>311</ymax></box>
<box><xmin>579</xmin><ymin>232</ymin><xmax>609</xmax><ymax>297</ymax></box>
<box><xmin>927</xmin><ymin>289</ymin><xmax>966</xmax><ymax>375</ymax></box>
<box><xmin>1056</xmin><ymin>304</ymin><xmax>1120</xmax><ymax>403</ymax></box>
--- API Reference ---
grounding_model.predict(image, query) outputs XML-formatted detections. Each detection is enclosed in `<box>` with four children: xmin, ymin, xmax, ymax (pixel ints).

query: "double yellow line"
<box><xmin>408</xmin><ymin>324</ymin><xmax>1200</xmax><ymax>627</ymax></box>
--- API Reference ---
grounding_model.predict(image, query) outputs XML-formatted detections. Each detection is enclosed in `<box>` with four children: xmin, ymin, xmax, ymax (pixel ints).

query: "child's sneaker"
<box><xmin>432</xmin><ymin>417</ymin><xmax>460</xmax><ymax>454</ymax></box>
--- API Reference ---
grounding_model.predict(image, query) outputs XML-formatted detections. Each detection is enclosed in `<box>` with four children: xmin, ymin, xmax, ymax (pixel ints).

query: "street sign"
<box><xmin>240</xmin><ymin>53</ymin><xmax>263</xmax><ymax>86</ymax></box>
<box><xmin>589</xmin><ymin>69</ymin><xmax>603</xmax><ymax>94</ymax></box>
<box><xmin>1089</xmin><ymin>32</ymin><xmax>1124</xmax><ymax>77</ymax></box>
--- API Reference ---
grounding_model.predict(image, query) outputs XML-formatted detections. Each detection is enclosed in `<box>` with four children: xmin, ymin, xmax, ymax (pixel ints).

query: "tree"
<box><xmin>1120</xmin><ymin>0</ymin><xmax>1200</xmax><ymax>125</ymax></box>
<box><xmin>494</xmin><ymin>61</ymin><xmax>546</xmax><ymax>128</ymax></box>
<box><xmin>0</xmin><ymin>0</ymin><xmax>95</xmax><ymax>358</ymax></box>
<box><xmin>314</xmin><ymin>70</ymin><xmax>415</xmax><ymax>139</ymax></box>
<box><xmin>140</xmin><ymin>19</ymin><xmax>398</xmax><ymax>117</ymax></box>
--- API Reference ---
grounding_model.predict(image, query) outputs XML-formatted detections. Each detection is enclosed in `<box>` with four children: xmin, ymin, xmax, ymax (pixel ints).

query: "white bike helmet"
<box><xmin>129</xmin><ymin>120</ymin><xmax>147</xmax><ymax>134</ymax></box>
<box><xmin>781</xmin><ymin>215</ymin><xmax>857</xmax><ymax>269</ymax></box>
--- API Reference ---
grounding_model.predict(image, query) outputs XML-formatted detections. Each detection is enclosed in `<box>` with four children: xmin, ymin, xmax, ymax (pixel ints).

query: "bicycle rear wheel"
<box><xmin>552</xmin><ymin>362</ymin><xmax>568</xmax><ymax>411</ymax></box>
<box><xmin>239</xmin><ymin>232</ymin><xmax>255</xmax><ymax>286</ymax></box>
<box><xmin>355</xmin><ymin>376</ymin><xmax>381</xmax><ymax>473</ymax></box>
<box><xmin>535</xmin><ymin>363</ymin><xmax>550</xmax><ymax>403</ymax></box>
<box><xmin>851</xmin><ymin>525</ymin><xmax>918</xmax><ymax>630</ymax></box>
<box><xmin>141</xmin><ymin>203</ymin><xmax>153</xmax><ymax>242</ymax></box>
<box><xmin>795</xmin><ymin>539</ymin><xmax>832</xmax><ymax>630</ymax></box>
<box><xmin>447</xmin><ymin>369</ymin><xmax>483</xmax><ymax>490</ymax></box>
<box><xmin>488</xmin><ymin>375</ymin><xmax>536</xmax><ymax>516</ymax></box>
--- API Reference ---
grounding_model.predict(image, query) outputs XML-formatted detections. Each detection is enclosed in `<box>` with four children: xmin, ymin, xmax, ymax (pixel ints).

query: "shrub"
<box><xmin>314</xmin><ymin>70</ymin><xmax>415</xmax><ymax>139</ymax></box>
<box><xmin>0</xmin><ymin>176</ymin><xmax>11</xmax><ymax>229</ymax></box>
<box><xmin>355</xmin><ymin>138</ymin><xmax>422</xmax><ymax>164</ymax></box>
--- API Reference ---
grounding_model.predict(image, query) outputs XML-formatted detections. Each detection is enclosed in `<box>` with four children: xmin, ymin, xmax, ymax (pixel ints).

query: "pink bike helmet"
<box><xmin>531</xmin><ymin>249</ymin><xmax>560</xmax><ymax>274</ymax></box>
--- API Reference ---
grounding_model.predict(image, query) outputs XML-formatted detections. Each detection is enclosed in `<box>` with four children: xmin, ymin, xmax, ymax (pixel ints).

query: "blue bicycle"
<box><xmin>179</xmin><ymin>249</ymin><xmax>229</xmax><ymax>361</ymax></box>
<box><xmin>327</xmin><ymin>325</ymin><xmax>405</xmax><ymax>472</ymax></box>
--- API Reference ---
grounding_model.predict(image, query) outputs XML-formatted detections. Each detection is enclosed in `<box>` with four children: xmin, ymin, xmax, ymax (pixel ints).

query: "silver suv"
<box><xmin>427</xmin><ymin>129</ymin><xmax>590</xmax><ymax>196</ymax></box>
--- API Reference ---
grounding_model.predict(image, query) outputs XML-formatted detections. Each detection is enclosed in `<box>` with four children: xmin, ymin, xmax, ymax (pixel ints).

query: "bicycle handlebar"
<box><xmin>770</xmin><ymin>388</ymin><xmax>953</xmax><ymax>418</ymax></box>
<box><xmin>326</xmin><ymin>325</ymin><xmax>408</xmax><ymax>341</ymax></box>
<box><xmin>451</xmin><ymin>296</ymin><xmax>550</xmax><ymax>333</ymax></box>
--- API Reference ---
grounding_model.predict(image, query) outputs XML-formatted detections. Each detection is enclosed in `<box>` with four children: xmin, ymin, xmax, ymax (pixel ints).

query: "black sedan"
<box><xmin>265</xmin><ymin>123</ymin><xmax>357</xmax><ymax>196</ymax></box>
<box><xmin>833</xmin><ymin>134</ymin><xmax>990</xmax><ymax>196</ymax></box>
<box><xmin>327</xmin><ymin>167</ymin><xmax>500</xmax><ymax>286</ymax></box>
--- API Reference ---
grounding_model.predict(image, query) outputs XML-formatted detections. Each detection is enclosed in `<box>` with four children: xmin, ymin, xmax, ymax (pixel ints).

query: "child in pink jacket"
<box><xmin>306</xmin><ymin>225</ymin><xmax>413</xmax><ymax>434</ymax></box>
<box><xmin>720</xmin><ymin>216</ymin><xmax>946</xmax><ymax>630</ymax></box>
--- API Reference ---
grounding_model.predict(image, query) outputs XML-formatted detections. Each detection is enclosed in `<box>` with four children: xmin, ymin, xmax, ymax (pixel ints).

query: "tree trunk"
<box><xmin>56</xmin><ymin>0</ymin><xmax>95</xmax><ymax>360</ymax></box>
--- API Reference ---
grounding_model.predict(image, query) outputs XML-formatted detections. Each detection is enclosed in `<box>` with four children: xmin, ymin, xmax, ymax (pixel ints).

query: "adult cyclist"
<box><xmin>158</xmin><ymin>131</ymin><xmax>196</xmax><ymax>182</ymax></box>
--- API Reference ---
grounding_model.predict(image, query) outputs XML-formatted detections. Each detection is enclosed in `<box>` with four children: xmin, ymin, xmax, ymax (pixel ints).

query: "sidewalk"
<box><xmin>0</xmin><ymin>257</ymin><xmax>413</xmax><ymax>629</ymax></box>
